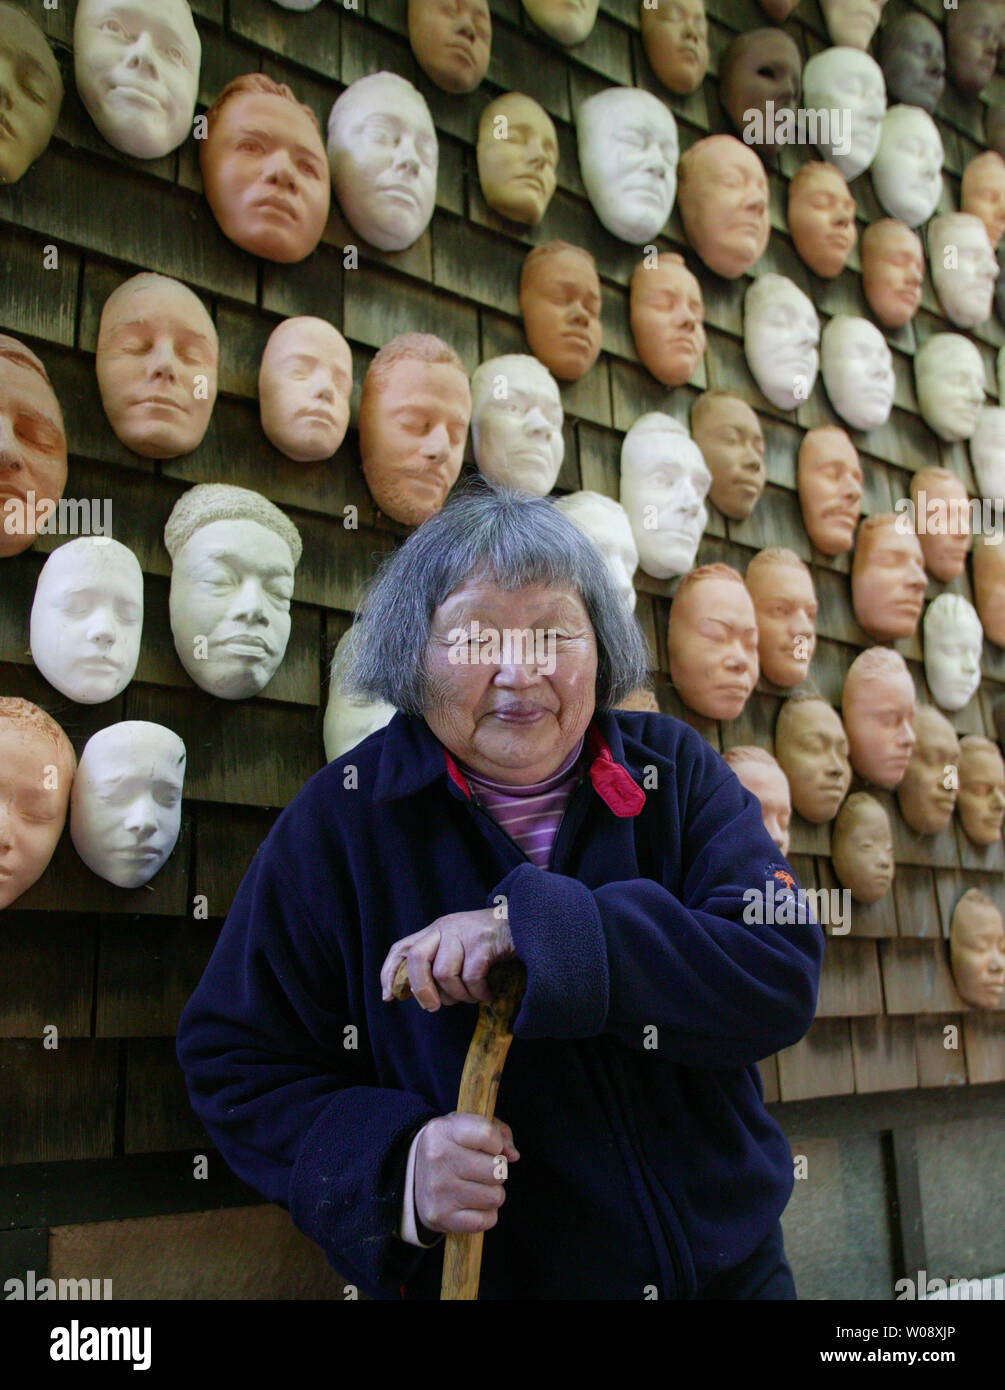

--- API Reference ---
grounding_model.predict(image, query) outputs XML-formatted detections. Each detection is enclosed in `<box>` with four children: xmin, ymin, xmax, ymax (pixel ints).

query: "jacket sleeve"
<box><xmin>175</xmin><ymin>839</ymin><xmax>438</xmax><ymax>1299</ymax></box>
<box><xmin>491</xmin><ymin>767</ymin><xmax>823</xmax><ymax>1068</ymax></box>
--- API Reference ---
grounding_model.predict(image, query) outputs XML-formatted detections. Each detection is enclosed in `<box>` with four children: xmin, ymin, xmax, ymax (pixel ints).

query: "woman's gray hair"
<box><xmin>337</xmin><ymin>478</ymin><xmax>650</xmax><ymax>715</ymax></box>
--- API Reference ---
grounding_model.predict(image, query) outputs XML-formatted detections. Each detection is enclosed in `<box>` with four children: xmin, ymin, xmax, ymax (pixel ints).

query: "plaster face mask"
<box><xmin>745</xmin><ymin>555</ymin><xmax>818</xmax><ymax>689</ymax></box>
<box><xmin>641</xmin><ymin>0</ymin><xmax>709</xmax><ymax>96</ymax></box>
<box><xmin>897</xmin><ymin>705</ymin><xmax>960</xmax><ymax>836</ymax></box>
<box><xmin>719</xmin><ymin>28</ymin><xmax>801</xmax><ymax>149</ymax></box>
<box><xmin>327</xmin><ymin>73</ymin><xmax>437</xmax><ymax>252</ymax></box>
<box><xmin>0</xmin><ymin>700</ymin><xmax>74</xmax><ymax>911</ymax></box>
<box><xmin>409</xmin><ymin>0</ymin><xmax>491</xmax><ymax>93</ymax></box>
<box><xmin>951</xmin><ymin>893</ymin><xmax>1005</xmax><ymax>1009</ymax></box>
<box><xmin>471</xmin><ymin>355</ymin><xmax>562</xmax><ymax>496</ymax></box>
<box><xmin>832</xmin><ymin>795</ymin><xmax>894</xmax><ymax>904</ymax></box>
<box><xmin>203</xmin><ymin>80</ymin><xmax>330</xmax><ymax>264</ymax></box>
<box><xmin>842</xmin><ymin>653</ymin><xmax>917</xmax><ymax>788</ymax></box>
<box><xmin>30</xmin><ymin>538</ymin><xmax>143</xmax><ymax>704</ymax></box>
<box><xmin>360</xmin><ymin>346</ymin><xmax>471</xmax><ymax>525</ymax></box>
<box><xmin>620</xmin><ymin>413</ymin><xmax>710</xmax><ymax>580</ymax></box>
<box><xmin>677</xmin><ymin>135</ymin><xmax>769</xmax><ymax>279</ymax></box>
<box><xmin>166</xmin><ymin>491</ymin><xmax>301</xmax><ymax>700</ymax></box>
<box><xmin>70</xmin><ymin>722</ymin><xmax>185</xmax><ymax>889</ymax></box>
<box><xmin>690</xmin><ymin>392</ymin><xmax>765</xmax><ymax>522</ymax></box>
<box><xmin>576</xmin><ymin>88</ymin><xmax>678</xmax><ymax>245</ymax></box>
<box><xmin>911</xmin><ymin>471</ymin><xmax>972</xmax><ymax>582</ymax></box>
<box><xmin>0</xmin><ymin>2</ymin><xmax>63</xmax><ymax>185</ymax></box>
<box><xmin>74</xmin><ymin>0</ymin><xmax>200</xmax><ymax>159</ymax></box>
<box><xmin>801</xmin><ymin>48</ymin><xmax>886</xmax><ymax>183</ymax></box>
<box><xmin>323</xmin><ymin>630</ymin><xmax>395</xmax><ymax>762</ymax></box>
<box><xmin>820</xmin><ymin>0</ymin><xmax>888</xmax><ymax>50</ymax></box>
<box><xmin>961</xmin><ymin>152</ymin><xmax>1005</xmax><ymax>250</ymax></box>
<box><xmin>478</xmin><ymin>92</ymin><xmax>557</xmax><ymax>228</ymax></box>
<box><xmin>924</xmin><ymin>595</ymin><xmax>983</xmax><ymax>712</ymax></box>
<box><xmin>973</xmin><ymin>537</ymin><xmax>1005</xmax><ymax>647</ymax></box>
<box><xmin>0</xmin><ymin>335</ymin><xmax>67</xmax><ymax>560</ymax></box>
<box><xmin>95</xmin><ymin>273</ymin><xmax>218</xmax><ymax>460</ymax></box>
<box><xmin>728</xmin><ymin>753</ymin><xmax>791</xmax><ymax>856</ymax></box>
<box><xmin>323</xmin><ymin>686</ymin><xmax>395</xmax><ymax>762</ymax></box>
<box><xmin>553</xmin><ymin>491</ymin><xmax>639</xmax><ymax>613</ymax></box>
<box><xmin>787</xmin><ymin>162</ymin><xmax>857</xmax><ymax>279</ymax></box>
<box><xmin>851</xmin><ymin>518</ymin><xmax>927</xmax><ymax>641</ymax></box>
<box><xmin>860</xmin><ymin>220</ymin><xmax>924</xmax><ymax>329</ymax></box>
<box><xmin>797</xmin><ymin>426</ymin><xmax>862</xmax><ymax>556</ymax></box>
<box><xmin>629</xmin><ymin>254</ymin><xmax>705</xmax><ymax>389</ymax></box>
<box><xmin>870</xmin><ymin>106</ymin><xmax>943</xmax><ymax>229</ymax></box>
<box><xmin>618</xmin><ymin>687</ymin><xmax>659</xmax><ymax>712</ymax></box>
<box><xmin>914</xmin><ymin>335</ymin><xmax>985</xmax><ymax>443</ymax></box>
<box><xmin>879</xmin><ymin>10</ymin><xmax>946</xmax><ymax>114</ymax></box>
<box><xmin>971</xmin><ymin>408</ymin><xmax>1005</xmax><ymax>501</ymax></box>
<box><xmin>743</xmin><ymin>274</ymin><xmax>819</xmax><ymax>413</ymax></box>
<box><xmin>522</xmin><ymin>0</ymin><xmax>599</xmax><ymax>45</ymax></box>
<box><xmin>957</xmin><ymin>739</ymin><xmax>1005</xmax><ymax>844</ymax></box>
<box><xmin>667</xmin><ymin>572</ymin><xmax>759</xmax><ymax>720</ymax></box>
<box><xmin>929</xmin><ymin>214</ymin><xmax>999</xmax><ymax>329</ymax></box>
<box><xmin>775</xmin><ymin>698</ymin><xmax>852</xmax><ymax>824</ymax></box>
<box><xmin>820</xmin><ymin>315</ymin><xmax>895</xmax><ymax>434</ymax></box>
<box><xmin>947</xmin><ymin>0</ymin><xmax>1003</xmax><ymax>96</ymax></box>
<box><xmin>520</xmin><ymin>244</ymin><xmax>602</xmax><ymax>382</ymax></box>
<box><xmin>258</xmin><ymin>317</ymin><xmax>352</xmax><ymax>463</ymax></box>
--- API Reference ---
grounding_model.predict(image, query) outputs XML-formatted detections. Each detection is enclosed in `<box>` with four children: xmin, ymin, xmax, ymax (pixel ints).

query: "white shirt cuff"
<box><xmin>399</xmin><ymin>1122</ymin><xmax>441</xmax><ymax>1247</ymax></box>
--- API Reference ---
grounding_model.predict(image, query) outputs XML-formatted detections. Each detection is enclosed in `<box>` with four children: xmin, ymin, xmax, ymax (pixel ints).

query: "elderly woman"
<box><xmin>177</xmin><ymin>482</ymin><xmax>822</xmax><ymax>1301</ymax></box>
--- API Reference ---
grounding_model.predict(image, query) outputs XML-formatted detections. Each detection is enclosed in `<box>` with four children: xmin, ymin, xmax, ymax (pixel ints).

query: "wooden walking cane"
<box><xmin>391</xmin><ymin>955</ymin><xmax>527</xmax><ymax>1301</ymax></box>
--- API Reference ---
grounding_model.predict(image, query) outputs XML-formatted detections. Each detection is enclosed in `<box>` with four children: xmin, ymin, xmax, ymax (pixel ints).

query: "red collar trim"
<box><xmin>585</xmin><ymin>723</ymin><xmax>647</xmax><ymax>818</ymax></box>
<box><xmin>443</xmin><ymin>749</ymin><xmax>472</xmax><ymax>799</ymax></box>
<box><xmin>441</xmin><ymin>726</ymin><xmax>646</xmax><ymax>818</ymax></box>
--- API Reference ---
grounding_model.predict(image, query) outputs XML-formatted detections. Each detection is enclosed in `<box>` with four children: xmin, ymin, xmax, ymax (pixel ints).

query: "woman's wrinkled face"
<box><xmin>422</xmin><ymin>579</ymin><xmax>598</xmax><ymax>785</ymax></box>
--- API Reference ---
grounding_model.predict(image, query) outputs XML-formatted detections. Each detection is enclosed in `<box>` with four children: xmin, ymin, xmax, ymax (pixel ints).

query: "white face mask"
<box><xmin>620</xmin><ymin>414</ymin><xmax>710</xmax><ymax>580</ymax></box>
<box><xmin>522</xmin><ymin>0</ymin><xmax>599</xmax><ymax>45</ymax></box>
<box><xmin>924</xmin><ymin>596</ymin><xmax>983</xmax><ymax>711</ymax></box>
<box><xmin>74</xmin><ymin>0</ymin><xmax>201</xmax><ymax>159</ymax></box>
<box><xmin>870</xmin><ymin>106</ymin><xmax>944</xmax><ymax>228</ymax></box>
<box><xmin>258</xmin><ymin>318</ymin><xmax>353</xmax><ymax>463</ymax></box>
<box><xmin>471</xmin><ymin>356</ymin><xmax>564</xmax><ymax>496</ymax></box>
<box><xmin>802</xmin><ymin>47</ymin><xmax>886</xmax><ymax>181</ymax></box>
<box><xmin>576</xmin><ymin>88</ymin><xmax>679</xmax><ymax>244</ymax></box>
<box><xmin>971</xmin><ymin>405</ymin><xmax>1005</xmax><ymax>498</ymax></box>
<box><xmin>168</xmin><ymin>517</ymin><xmax>296</xmax><ymax>700</ymax></box>
<box><xmin>553</xmin><ymin>492</ymin><xmax>639</xmax><ymax>611</ymax></box>
<box><xmin>744</xmin><ymin>274</ymin><xmax>820</xmax><ymax>412</ymax></box>
<box><xmin>70</xmin><ymin>721</ymin><xmax>186</xmax><ymax>888</ymax></box>
<box><xmin>930</xmin><ymin>214</ymin><xmax>999</xmax><ymax>328</ymax></box>
<box><xmin>30</xmin><ymin>538</ymin><xmax>143</xmax><ymax>705</ymax></box>
<box><xmin>915</xmin><ymin>335</ymin><xmax>985</xmax><ymax>442</ymax></box>
<box><xmin>820</xmin><ymin>316</ymin><xmax>895</xmax><ymax>433</ymax></box>
<box><xmin>327</xmin><ymin>73</ymin><xmax>438</xmax><ymax>253</ymax></box>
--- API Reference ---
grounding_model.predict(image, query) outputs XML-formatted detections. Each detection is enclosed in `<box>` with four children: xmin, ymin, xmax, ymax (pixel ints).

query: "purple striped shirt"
<box><xmin>458</xmin><ymin>739</ymin><xmax>585</xmax><ymax>869</ymax></box>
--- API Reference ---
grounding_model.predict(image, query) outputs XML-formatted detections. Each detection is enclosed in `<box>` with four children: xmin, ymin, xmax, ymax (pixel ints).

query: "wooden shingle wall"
<box><xmin>1</xmin><ymin>0</ymin><xmax>1004</xmax><ymax>1295</ymax></box>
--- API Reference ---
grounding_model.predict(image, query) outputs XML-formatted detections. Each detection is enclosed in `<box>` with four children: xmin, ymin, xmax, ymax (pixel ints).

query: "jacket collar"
<box><xmin>372</xmin><ymin>709</ymin><xmax>646</xmax><ymax>818</ymax></box>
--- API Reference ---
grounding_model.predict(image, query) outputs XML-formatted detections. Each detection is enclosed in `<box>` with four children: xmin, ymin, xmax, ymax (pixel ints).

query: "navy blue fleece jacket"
<box><xmin>176</xmin><ymin>708</ymin><xmax>823</xmax><ymax>1300</ymax></box>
